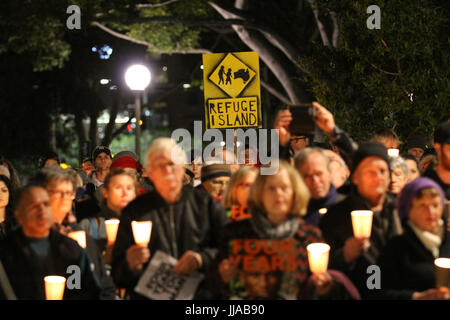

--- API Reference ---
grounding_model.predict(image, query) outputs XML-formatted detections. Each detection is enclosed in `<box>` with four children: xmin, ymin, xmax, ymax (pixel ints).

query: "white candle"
<box><xmin>44</xmin><ymin>276</ymin><xmax>66</xmax><ymax>300</ymax></box>
<box><xmin>105</xmin><ymin>219</ymin><xmax>120</xmax><ymax>245</ymax></box>
<box><xmin>434</xmin><ymin>258</ymin><xmax>450</xmax><ymax>288</ymax></box>
<box><xmin>387</xmin><ymin>148</ymin><xmax>399</xmax><ymax>157</ymax></box>
<box><xmin>131</xmin><ymin>221</ymin><xmax>152</xmax><ymax>247</ymax></box>
<box><xmin>307</xmin><ymin>243</ymin><xmax>330</xmax><ymax>274</ymax></box>
<box><xmin>351</xmin><ymin>210</ymin><xmax>373</xmax><ymax>239</ymax></box>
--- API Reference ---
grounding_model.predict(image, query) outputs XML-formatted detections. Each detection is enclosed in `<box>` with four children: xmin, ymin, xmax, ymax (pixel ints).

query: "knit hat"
<box><xmin>92</xmin><ymin>146</ymin><xmax>112</xmax><ymax>161</ymax></box>
<box><xmin>434</xmin><ymin>122</ymin><xmax>450</xmax><ymax>145</ymax></box>
<box><xmin>351</xmin><ymin>142</ymin><xmax>390</xmax><ymax>174</ymax></box>
<box><xmin>201</xmin><ymin>164</ymin><xmax>231</xmax><ymax>183</ymax></box>
<box><xmin>396</xmin><ymin>177</ymin><xmax>446</xmax><ymax>221</ymax></box>
<box><xmin>405</xmin><ymin>135</ymin><xmax>429</xmax><ymax>151</ymax></box>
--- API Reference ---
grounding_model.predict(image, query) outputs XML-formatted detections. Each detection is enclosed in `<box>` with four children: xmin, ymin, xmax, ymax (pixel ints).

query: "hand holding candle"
<box><xmin>307</xmin><ymin>243</ymin><xmax>330</xmax><ymax>274</ymax></box>
<box><xmin>44</xmin><ymin>276</ymin><xmax>66</xmax><ymax>300</ymax></box>
<box><xmin>131</xmin><ymin>221</ymin><xmax>152</xmax><ymax>247</ymax></box>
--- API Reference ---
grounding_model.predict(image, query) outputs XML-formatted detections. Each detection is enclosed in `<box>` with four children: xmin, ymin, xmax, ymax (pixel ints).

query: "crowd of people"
<box><xmin>0</xmin><ymin>101</ymin><xmax>449</xmax><ymax>300</ymax></box>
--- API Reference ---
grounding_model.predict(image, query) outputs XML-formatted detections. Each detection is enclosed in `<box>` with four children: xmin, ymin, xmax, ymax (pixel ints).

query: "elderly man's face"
<box><xmin>148</xmin><ymin>148</ymin><xmax>185</xmax><ymax>203</ymax></box>
<box><xmin>15</xmin><ymin>187</ymin><xmax>54</xmax><ymax>238</ymax></box>
<box><xmin>298</xmin><ymin>152</ymin><xmax>331</xmax><ymax>199</ymax></box>
<box><xmin>203</xmin><ymin>176</ymin><xmax>230</xmax><ymax>198</ymax></box>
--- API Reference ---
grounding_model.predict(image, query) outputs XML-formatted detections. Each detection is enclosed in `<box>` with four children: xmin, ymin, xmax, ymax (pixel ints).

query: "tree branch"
<box><xmin>136</xmin><ymin>0</ymin><xmax>179</xmax><ymax>8</ymax></box>
<box><xmin>208</xmin><ymin>0</ymin><xmax>303</xmax><ymax>104</ymax></box>
<box><xmin>364</xmin><ymin>58</ymin><xmax>400</xmax><ymax>76</ymax></box>
<box><xmin>330</xmin><ymin>11</ymin><xmax>339</xmax><ymax>48</ymax></box>
<box><xmin>207</xmin><ymin>0</ymin><xmax>302</xmax><ymax>67</ymax></box>
<box><xmin>91</xmin><ymin>21</ymin><xmax>212</xmax><ymax>54</ymax></box>
<box><xmin>260</xmin><ymin>80</ymin><xmax>295</xmax><ymax>105</ymax></box>
<box><xmin>91</xmin><ymin>21</ymin><xmax>150</xmax><ymax>46</ymax></box>
<box><xmin>307</xmin><ymin>0</ymin><xmax>330</xmax><ymax>46</ymax></box>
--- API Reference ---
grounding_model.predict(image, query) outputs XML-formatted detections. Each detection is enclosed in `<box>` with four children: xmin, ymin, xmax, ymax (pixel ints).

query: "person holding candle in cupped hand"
<box><xmin>376</xmin><ymin>178</ymin><xmax>450</xmax><ymax>300</ymax></box>
<box><xmin>111</xmin><ymin>138</ymin><xmax>229</xmax><ymax>299</ymax></box>
<box><xmin>319</xmin><ymin>142</ymin><xmax>403</xmax><ymax>299</ymax></box>
<box><xmin>214</xmin><ymin>161</ymin><xmax>360</xmax><ymax>300</ymax></box>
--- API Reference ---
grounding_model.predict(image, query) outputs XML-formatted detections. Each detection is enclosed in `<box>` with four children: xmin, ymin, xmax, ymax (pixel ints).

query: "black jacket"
<box><xmin>422</xmin><ymin>167</ymin><xmax>450</xmax><ymax>200</ymax></box>
<box><xmin>319</xmin><ymin>189</ymin><xmax>402</xmax><ymax>299</ymax></box>
<box><xmin>0</xmin><ymin>228</ymin><xmax>101</xmax><ymax>300</ymax></box>
<box><xmin>376</xmin><ymin>222</ymin><xmax>450</xmax><ymax>300</ymax></box>
<box><xmin>111</xmin><ymin>185</ymin><xmax>228</xmax><ymax>299</ymax></box>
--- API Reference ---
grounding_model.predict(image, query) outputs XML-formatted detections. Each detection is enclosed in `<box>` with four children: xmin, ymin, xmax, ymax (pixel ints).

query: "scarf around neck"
<box><xmin>249</xmin><ymin>207</ymin><xmax>300</xmax><ymax>239</ymax></box>
<box><xmin>407</xmin><ymin>220</ymin><xmax>444</xmax><ymax>258</ymax></box>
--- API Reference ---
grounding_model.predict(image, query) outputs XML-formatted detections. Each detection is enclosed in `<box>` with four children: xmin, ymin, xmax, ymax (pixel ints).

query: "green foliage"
<box><xmin>299</xmin><ymin>0</ymin><xmax>449</xmax><ymax>143</ymax></box>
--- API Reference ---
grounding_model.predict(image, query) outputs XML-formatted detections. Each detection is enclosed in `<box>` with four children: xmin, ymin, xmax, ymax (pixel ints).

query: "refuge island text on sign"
<box><xmin>202</xmin><ymin>52</ymin><xmax>262</xmax><ymax>129</ymax></box>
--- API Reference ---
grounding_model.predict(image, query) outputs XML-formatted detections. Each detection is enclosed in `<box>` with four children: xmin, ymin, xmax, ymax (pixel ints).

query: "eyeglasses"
<box><xmin>48</xmin><ymin>190</ymin><xmax>74</xmax><ymax>199</ymax></box>
<box><xmin>290</xmin><ymin>136</ymin><xmax>307</xmax><ymax>142</ymax></box>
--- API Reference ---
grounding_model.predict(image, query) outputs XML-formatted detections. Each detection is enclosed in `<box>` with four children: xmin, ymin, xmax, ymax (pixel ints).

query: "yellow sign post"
<box><xmin>202</xmin><ymin>52</ymin><xmax>261</xmax><ymax>129</ymax></box>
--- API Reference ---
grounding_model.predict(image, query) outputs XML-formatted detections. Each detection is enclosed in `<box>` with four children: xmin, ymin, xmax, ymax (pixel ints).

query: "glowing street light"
<box><xmin>124</xmin><ymin>64</ymin><xmax>151</xmax><ymax>159</ymax></box>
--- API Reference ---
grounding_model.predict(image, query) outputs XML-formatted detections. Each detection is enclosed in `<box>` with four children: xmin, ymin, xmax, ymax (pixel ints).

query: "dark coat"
<box><xmin>0</xmin><ymin>228</ymin><xmax>101</xmax><ymax>300</ymax></box>
<box><xmin>319</xmin><ymin>189</ymin><xmax>402</xmax><ymax>299</ymax></box>
<box><xmin>0</xmin><ymin>217</ymin><xmax>18</xmax><ymax>241</ymax></box>
<box><xmin>422</xmin><ymin>167</ymin><xmax>450</xmax><ymax>200</ymax></box>
<box><xmin>111</xmin><ymin>185</ymin><xmax>228</xmax><ymax>299</ymax></box>
<box><xmin>376</xmin><ymin>223</ymin><xmax>450</xmax><ymax>300</ymax></box>
<box><xmin>304</xmin><ymin>184</ymin><xmax>342</xmax><ymax>227</ymax></box>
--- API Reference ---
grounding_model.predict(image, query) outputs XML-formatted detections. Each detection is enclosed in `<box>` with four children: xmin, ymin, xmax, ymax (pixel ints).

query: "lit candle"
<box><xmin>434</xmin><ymin>258</ymin><xmax>450</xmax><ymax>289</ymax></box>
<box><xmin>351</xmin><ymin>210</ymin><xmax>373</xmax><ymax>239</ymax></box>
<box><xmin>67</xmin><ymin>231</ymin><xmax>86</xmax><ymax>248</ymax></box>
<box><xmin>307</xmin><ymin>243</ymin><xmax>330</xmax><ymax>274</ymax></box>
<box><xmin>105</xmin><ymin>219</ymin><xmax>120</xmax><ymax>245</ymax></box>
<box><xmin>131</xmin><ymin>221</ymin><xmax>152</xmax><ymax>247</ymax></box>
<box><xmin>318</xmin><ymin>208</ymin><xmax>328</xmax><ymax>215</ymax></box>
<box><xmin>44</xmin><ymin>276</ymin><xmax>66</xmax><ymax>300</ymax></box>
<box><xmin>387</xmin><ymin>148</ymin><xmax>399</xmax><ymax>157</ymax></box>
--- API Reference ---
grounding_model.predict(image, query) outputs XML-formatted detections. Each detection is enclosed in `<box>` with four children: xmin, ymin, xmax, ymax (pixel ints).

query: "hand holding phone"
<box><xmin>311</xmin><ymin>101</ymin><xmax>335</xmax><ymax>134</ymax></box>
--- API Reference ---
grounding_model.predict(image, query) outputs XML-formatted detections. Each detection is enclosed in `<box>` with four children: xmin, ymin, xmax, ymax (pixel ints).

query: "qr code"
<box><xmin>146</xmin><ymin>262</ymin><xmax>187</xmax><ymax>299</ymax></box>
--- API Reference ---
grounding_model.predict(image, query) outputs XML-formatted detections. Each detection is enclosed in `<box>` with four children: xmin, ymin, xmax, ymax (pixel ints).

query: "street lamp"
<box><xmin>124</xmin><ymin>64</ymin><xmax>151</xmax><ymax>159</ymax></box>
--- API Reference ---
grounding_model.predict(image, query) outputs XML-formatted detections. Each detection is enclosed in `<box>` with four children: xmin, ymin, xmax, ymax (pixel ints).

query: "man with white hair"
<box><xmin>111</xmin><ymin>138</ymin><xmax>228</xmax><ymax>299</ymax></box>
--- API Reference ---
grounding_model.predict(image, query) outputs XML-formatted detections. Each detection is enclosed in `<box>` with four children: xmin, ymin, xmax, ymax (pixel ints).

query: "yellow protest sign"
<box><xmin>203</xmin><ymin>52</ymin><xmax>261</xmax><ymax>129</ymax></box>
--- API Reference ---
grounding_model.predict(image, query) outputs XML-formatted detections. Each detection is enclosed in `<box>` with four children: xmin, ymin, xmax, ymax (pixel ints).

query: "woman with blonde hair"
<box><xmin>221</xmin><ymin>166</ymin><xmax>259</xmax><ymax>221</ymax></box>
<box><xmin>214</xmin><ymin>160</ymin><xmax>360</xmax><ymax>300</ymax></box>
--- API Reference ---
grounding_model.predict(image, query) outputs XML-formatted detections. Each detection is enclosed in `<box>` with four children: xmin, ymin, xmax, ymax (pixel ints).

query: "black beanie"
<box><xmin>201</xmin><ymin>164</ymin><xmax>231</xmax><ymax>183</ymax></box>
<box><xmin>351</xmin><ymin>142</ymin><xmax>390</xmax><ymax>174</ymax></box>
<box><xmin>405</xmin><ymin>135</ymin><xmax>429</xmax><ymax>151</ymax></box>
